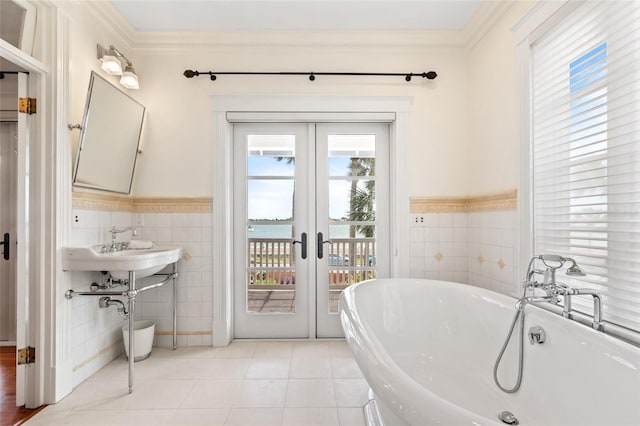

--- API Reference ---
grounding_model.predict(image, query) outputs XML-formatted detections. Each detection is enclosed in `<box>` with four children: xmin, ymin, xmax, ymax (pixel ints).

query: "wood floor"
<box><xmin>0</xmin><ymin>346</ymin><xmax>46</xmax><ymax>426</ymax></box>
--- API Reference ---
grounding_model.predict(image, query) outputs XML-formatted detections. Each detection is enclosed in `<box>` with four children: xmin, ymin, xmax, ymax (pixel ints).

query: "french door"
<box><xmin>233</xmin><ymin>122</ymin><xmax>389</xmax><ymax>338</ymax></box>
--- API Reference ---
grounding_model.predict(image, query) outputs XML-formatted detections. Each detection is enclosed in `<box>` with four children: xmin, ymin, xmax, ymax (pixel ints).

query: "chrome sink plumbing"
<box><xmin>493</xmin><ymin>254</ymin><xmax>603</xmax><ymax>394</ymax></box>
<box><xmin>99</xmin><ymin>296</ymin><xmax>129</xmax><ymax>319</ymax></box>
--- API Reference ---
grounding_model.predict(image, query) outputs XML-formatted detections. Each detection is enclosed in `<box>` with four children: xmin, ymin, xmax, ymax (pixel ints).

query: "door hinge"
<box><xmin>17</xmin><ymin>346</ymin><xmax>36</xmax><ymax>365</ymax></box>
<box><xmin>18</xmin><ymin>97</ymin><xmax>37</xmax><ymax>114</ymax></box>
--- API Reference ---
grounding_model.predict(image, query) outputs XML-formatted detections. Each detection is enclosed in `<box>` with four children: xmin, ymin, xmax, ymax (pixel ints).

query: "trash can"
<box><xmin>122</xmin><ymin>320</ymin><xmax>155</xmax><ymax>362</ymax></box>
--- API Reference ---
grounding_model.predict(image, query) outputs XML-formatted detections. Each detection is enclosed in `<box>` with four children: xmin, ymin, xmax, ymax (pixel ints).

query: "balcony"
<box><xmin>247</xmin><ymin>237</ymin><xmax>376</xmax><ymax>313</ymax></box>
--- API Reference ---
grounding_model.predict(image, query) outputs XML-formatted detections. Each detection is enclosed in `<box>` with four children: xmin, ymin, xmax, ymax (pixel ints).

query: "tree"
<box><xmin>348</xmin><ymin>157</ymin><xmax>375</xmax><ymax>238</ymax></box>
<box><xmin>346</xmin><ymin>157</ymin><xmax>376</xmax><ymax>273</ymax></box>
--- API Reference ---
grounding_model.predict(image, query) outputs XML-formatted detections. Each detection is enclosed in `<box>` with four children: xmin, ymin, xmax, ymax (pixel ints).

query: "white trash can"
<box><xmin>122</xmin><ymin>320</ymin><xmax>155</xmax><ymax>362</ymax></box>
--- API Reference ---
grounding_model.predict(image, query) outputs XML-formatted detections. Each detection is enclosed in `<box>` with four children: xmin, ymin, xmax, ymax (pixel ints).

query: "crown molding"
<box><xmin>132</xmin><ymin>29</ymin><xmax>468</xmax><ymax>53</ymax></box>
<box><xmin>463</xmin><ymin>0</ymin><xmax>517</xmax><ymax>50</ymax></box>
<box><xmin>83</xmin><ymin>0</ymin><xmax>521</xmax><ymax>52</ymax></box>
<box><xmin>82</xmin><ymin>0</ymin><xmax>136</xmax><ymax>48</ymax></box>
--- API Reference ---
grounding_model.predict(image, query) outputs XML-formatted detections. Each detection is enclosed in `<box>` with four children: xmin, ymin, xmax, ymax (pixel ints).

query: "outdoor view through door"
<box><xmin>233</xmin><ymin>122</ymin><xmax>389</xmax><ymax>338</ymax></box>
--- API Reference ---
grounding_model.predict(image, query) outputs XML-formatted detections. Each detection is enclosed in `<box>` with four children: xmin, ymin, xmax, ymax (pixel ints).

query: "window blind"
<box><xmin>531</xmin><ymin>1</ymin><xmax>640</xmax><ymax>332</ymax></box>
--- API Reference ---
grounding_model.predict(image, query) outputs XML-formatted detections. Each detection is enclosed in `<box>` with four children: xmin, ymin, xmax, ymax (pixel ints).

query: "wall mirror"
<box><xmin>73</xmin><ymin>71</ymin><xmax>145</xmax><ymax>194</ymax></box>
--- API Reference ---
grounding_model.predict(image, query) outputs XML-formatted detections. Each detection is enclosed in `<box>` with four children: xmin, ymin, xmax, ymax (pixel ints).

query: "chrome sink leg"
<box><xmin>172</xmin><ymin>262</ymin><xmax>177</xmax><ymax>350</ymax></box>
<box><xmin>128</xmin><ymin>270</ymin><xmax>136</xmax><ymax>394</ymax></box>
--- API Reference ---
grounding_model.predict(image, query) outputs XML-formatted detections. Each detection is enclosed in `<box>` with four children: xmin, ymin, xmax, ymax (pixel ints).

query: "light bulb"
<box><xmin>120</xmin><ymin>66</ymin><xmax>139</xmax><ymax>90</ymax></box>
<box><xmin>100</xmin><ymin>54</ymin><xmax>123</xmax><ymax>75</ymax></box>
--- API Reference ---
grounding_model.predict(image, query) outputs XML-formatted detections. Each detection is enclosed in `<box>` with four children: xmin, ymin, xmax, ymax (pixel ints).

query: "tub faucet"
<box><xmin>554</xmin><ymin>287</ymin><xmax>604</xmax><ymax>331</ymax></box>
<box><xmin>523</xmin><ymin>254</ymin><xmax>603</xmax><ymax>331</ymax></box>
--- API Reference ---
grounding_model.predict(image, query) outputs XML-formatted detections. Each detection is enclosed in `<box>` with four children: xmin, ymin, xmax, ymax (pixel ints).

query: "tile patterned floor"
<box><xmin>27</xmin><ymin>341</ymin><xmax>368</xmax><ymax>426</ymax></box>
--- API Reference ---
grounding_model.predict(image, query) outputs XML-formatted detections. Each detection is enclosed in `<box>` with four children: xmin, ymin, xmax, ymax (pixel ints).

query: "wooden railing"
<box><xmin>247</xmin><ymin>237</ymin><xmax>377</xmax><ymax>289</ymax></box>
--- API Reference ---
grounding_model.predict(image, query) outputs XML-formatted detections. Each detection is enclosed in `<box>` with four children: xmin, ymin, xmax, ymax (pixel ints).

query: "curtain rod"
<box><xmin>183</xmin><ymin>69</ymin><xmax>437</xmax><ymax>82</ymax></box>
<box><xmin>0</xmin><ymin>71</ymin><xmax>27</xmax><ymax>79</ymax></box>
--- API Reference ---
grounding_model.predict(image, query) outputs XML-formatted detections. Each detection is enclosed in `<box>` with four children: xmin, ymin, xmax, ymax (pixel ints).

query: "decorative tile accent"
<box><xmin>72</xmin><ymin>191</ymin><xmax>133</xmax><ymax>211</ymax></box>
<box><xmin>410</xmin><ymin>189</ymin><xmax>517</xmax><ymax>213</ymax></box>
<box><xmin>435</xmin><ymin>252</ymin><xmax>444</xmax><ymax>261</ymax></box>
<box><xmin>467</xmin><ymin>190</ymin><xmax>518</xmax><ymax>212</ymax></box>
<box><xmin>410</xmin><ymin>196</ymin><xmax>468</xmax><ymax>213</ymax></box>
<box><xmin>182</xmin><ymin>252</ymin><xmax>192</xmax><ymax>262</ymax></box>
<box><xmin>497</xmin><ymin>258</ymin><xmax>505</xmax><ymax>269</ymax></box>
<box><xmin>478</xmin><ymin>255</ymin><xmax>484</xmax><ymax>264</ymax></box>
<box><xmin>72</xmin><ymin>191</ymin><xmax>213</xmax><ymax>213</ymax></box>
<box><xmin>132</xmin><ymin>197</ymin><xmax>213</xmax><ymax>213</ymax></box>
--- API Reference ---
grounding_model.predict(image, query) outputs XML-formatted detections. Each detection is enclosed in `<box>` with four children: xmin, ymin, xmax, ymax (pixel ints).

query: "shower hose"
<box><xmin>493</xmin><ymin>288</ymin><xmax>527</xmax><ymax>393</ymax></box>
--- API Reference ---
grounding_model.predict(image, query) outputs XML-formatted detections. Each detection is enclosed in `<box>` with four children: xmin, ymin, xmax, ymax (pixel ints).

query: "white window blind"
<box><xmin>531</xmin><ymin>1</ymin><xmax>640</xmax><ymax>332</ymax></box>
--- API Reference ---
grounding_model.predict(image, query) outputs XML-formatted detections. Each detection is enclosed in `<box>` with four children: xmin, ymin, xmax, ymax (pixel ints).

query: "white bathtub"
<box><xmin>340</xmin><ymin>278</ymin><xmax>640</xmax><ymax>426</ymax></box>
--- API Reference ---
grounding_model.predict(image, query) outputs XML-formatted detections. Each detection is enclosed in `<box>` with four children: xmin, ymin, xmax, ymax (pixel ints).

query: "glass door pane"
<box><xmin>246</xmin><ymin>139</ymin><xmax>296</xmax><ymax>313</ymax></box>
<box><xmin>233</xmin><ymin>124</ymin><xmax>310</xmax><ymax>338</ymax></box>
<box><xmin>316</xmin><ymin>123</ymin><xmax>389</xmax><ymax>337</ymax></box>
<box><xmin>327</xmin><ymin>144</ymin><xmax>377</xmax><ymax>313</ymax></box>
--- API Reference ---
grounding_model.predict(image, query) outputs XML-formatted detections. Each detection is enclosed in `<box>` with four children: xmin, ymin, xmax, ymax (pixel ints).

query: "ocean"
<box><xmin>247</xmin><ymin>224</ymin><xmax>365</xmax><ymax>239</ymax></box>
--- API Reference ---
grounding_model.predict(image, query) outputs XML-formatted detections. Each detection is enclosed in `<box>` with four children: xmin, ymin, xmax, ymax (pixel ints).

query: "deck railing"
<box><xmin>247</xmin><ymin>237</ymin><xmax>376</xmax><ymax>290</ymax></box>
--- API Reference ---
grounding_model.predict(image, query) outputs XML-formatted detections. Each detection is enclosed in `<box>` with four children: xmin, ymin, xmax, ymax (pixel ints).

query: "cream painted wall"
<box><xmin>60</xmin><ymin>1</ymin><xmax>143</xmax><ymax>385</ymax></box>
<box><xmin>467</xmin><ymin>2</ymin><xmax>533</xmax><ymax>194</ymax></box>
<box><xmin>62</xmin><ymin>2</ymin><xmax>536</xmax><ymax>199</ymax></box>
<box><xmin>62</xmin><ymin>2</ymin><xmax>139</xmax><ymax>168</ymax></box>
<box><xmin>131</xmin><ymin>43</ymin><xmax>470</xmax><ymax>197</ymax></box>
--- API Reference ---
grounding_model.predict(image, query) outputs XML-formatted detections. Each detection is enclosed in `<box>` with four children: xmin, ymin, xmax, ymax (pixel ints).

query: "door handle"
<box><xmin>1</xmin><ymin>233</ymin><xmax>9</xmax><ymax>260</ymax></box>
<box><xmin>317</xmin><ymin>232</ymin><xmax>332</xmax><ymax>259</ymax></box>
<box><xmin>292</xmin><ymin>232</ymin><xmax>307</xmax><ymax>259</ymax></box>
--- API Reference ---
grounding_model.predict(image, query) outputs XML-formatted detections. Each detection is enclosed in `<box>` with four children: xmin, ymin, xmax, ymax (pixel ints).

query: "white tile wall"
<box><xmin>408</xmin><ymin>210</ymin><xmax>518</xmax><ymax>296</ymax></box>
<box><xmin>69</xmin><ymin>209</ymin><xmax>134</xmax><ymax>386</ymax></box>
<box><xmin>70</xmin><ymin>205</ymin><xmax>516</xmax><ymax>387</ymax></box>
<box><xmin>136</xmin><ymin>212</ymin><xmax>214</xmax><ymax>348</ymax></box>
<box><xmin>409</xmin><ymin>213</ymin><xmax>469</xmax><ymax>283</ymax></box>
<box><xmin>467</xmin><ymin>210</ymin><xmax>518</xmax><ymax>296</ymax></box>
<box><xmin>68</xmin><ymin>209</ymin><xmax>214</xmax><ymax>386</ymax></box>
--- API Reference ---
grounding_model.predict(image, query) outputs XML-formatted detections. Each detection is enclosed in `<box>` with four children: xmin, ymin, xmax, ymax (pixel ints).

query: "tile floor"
<box><xmin>27</xmin><ymin>341</ymin><xmax>368</xmax><ymax>426</ymax></box>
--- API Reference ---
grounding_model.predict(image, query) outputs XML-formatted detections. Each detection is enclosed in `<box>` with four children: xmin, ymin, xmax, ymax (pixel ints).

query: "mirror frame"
<box><xmin>73</xmin><ymin>71</ymin><xmax>145</xmax><ymax>194</ymax></box>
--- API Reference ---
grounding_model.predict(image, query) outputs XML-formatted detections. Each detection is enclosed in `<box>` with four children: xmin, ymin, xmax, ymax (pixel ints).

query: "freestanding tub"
<box><xmin>340</xmin><ymin>278</ymin><xmax>640</xmax><ymax>426</ymax></box>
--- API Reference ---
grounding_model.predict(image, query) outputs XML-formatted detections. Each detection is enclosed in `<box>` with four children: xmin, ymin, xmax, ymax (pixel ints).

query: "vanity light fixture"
<box><xmin>97</xmin><ymin>44</ymin><xmax>139</xmax><ymax>89</ymax></box>
<box><xmin>100</xmin><ymin>52</ymin><xmax>122</xmax><ymax>75</ymax></box>
<box><xmin>120</xmin><ymin>65</ymin><xmax>140</xmax><ymax>90</ymax></box>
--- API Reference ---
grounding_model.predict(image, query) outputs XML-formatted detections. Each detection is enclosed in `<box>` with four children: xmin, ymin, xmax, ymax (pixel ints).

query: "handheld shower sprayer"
<box><xmin>495</xmin><ymin>254</ymin><xmax>590</xmax><ymax>394</ymax></box>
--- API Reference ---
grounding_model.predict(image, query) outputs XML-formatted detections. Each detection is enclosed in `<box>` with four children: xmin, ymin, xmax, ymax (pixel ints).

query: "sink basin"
<box><xmin>62</xmin><ymin>244</ymin><xmax>182</xmax><ymax>280</ymax></box>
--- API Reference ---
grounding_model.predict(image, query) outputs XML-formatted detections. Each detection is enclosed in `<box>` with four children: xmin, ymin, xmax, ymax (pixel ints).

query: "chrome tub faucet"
<box><xmin>523</xmin><ymin>254</ymin><xmax>603</xmax><ymax>331</ymax></box>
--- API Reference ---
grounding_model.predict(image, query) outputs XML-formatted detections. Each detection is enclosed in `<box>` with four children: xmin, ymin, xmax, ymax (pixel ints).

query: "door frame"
<box><xmin>232</xmin><ymin>122</ymin><xmax>313</xmax><ymax>339</ymax></box>
<box><xmin>0</xmin><ymin>1</ymin><xmax>72</xmax><ymax>406</ymax></box>
<box><xmin>211</xmin><ymin>95</ymin><xmax>412</xmax><ymax>345</ymax></box>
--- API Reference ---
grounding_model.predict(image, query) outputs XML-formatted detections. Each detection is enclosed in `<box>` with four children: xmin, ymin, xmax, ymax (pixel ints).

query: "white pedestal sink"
<box><xmin>62</xmin><ymin>244</ymin><xmax>182</xmax><ymax>278</ymax></box>
<box><xmin>63</xmin><ymin>242</ymin><xmax>182</xmax><ymax>394</ymax></box>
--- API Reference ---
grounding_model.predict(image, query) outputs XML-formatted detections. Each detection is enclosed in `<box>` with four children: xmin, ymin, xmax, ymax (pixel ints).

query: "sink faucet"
<box><xmin>523</xmin><ymin>254</ymin><xmax>604</xmax><ymax>331</ymax></box>
<box><xmin>109</xmin><ymin>226</ymin><xmax>137</xmax><ymax>251</ymax></box>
